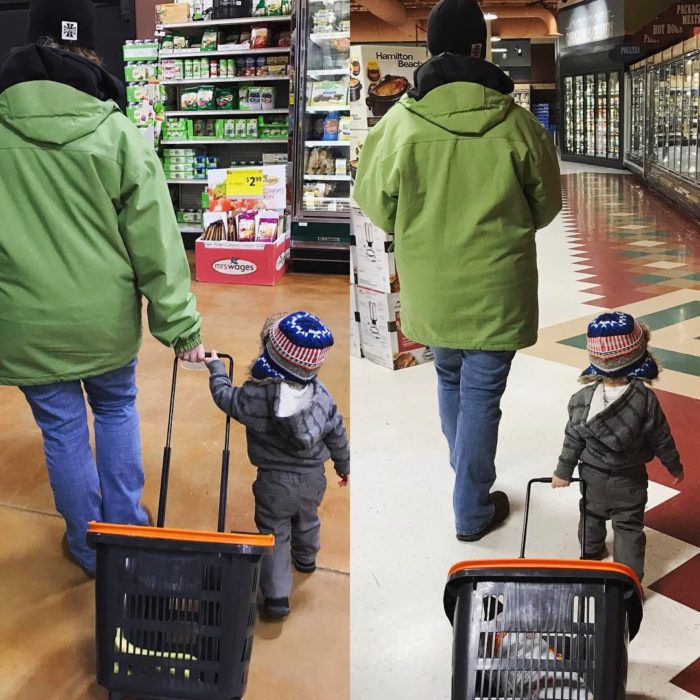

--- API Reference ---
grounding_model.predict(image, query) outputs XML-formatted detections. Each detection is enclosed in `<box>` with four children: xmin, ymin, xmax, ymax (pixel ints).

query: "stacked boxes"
<box><xmin>350</xmin><ymin>208</ymin><xmax>432</xmax><ymax>371</ymax></box>
<box><xmin>162</xmin><ymin>114</ymin><xmax>288</xmax><ymax>141</ymax></box>
<box><xmin>123</xmin><ymin>41</ymin><xmax>163</xmax><ymax>146</ymax></box>
<box><xmin>162</xmin><ymin>148</ymin><xmax>219</xmax><ymax>180</ymax></box>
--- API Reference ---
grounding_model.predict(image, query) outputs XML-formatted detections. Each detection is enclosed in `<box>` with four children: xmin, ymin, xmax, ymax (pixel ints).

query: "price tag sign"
<box><xmin>226</xmin><ymin>168</ymin><xmax>264</xmax><ymax>198</ymax></box>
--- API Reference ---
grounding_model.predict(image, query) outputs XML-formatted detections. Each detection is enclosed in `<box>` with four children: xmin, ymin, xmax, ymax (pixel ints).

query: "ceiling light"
<box><xmin>491</xmin><ymin>48</ymin><xmax>508</xmax><ymax>53</ymax></box>
<box><xmin>491</xmin><ymin>36</ymin><xmax>502</xmax><ymax>42</ymax></box>
<box><xmin>484</xmin><ymin>12</ymin><xmax>498</xmax><ymax>21</ymax></box>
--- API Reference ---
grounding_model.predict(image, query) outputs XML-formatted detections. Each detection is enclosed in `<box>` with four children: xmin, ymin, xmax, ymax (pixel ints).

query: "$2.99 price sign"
<box><xmin>226</xmin><ymin>168</ymin><xmax>264</xmax><ymax>198</ymax></box>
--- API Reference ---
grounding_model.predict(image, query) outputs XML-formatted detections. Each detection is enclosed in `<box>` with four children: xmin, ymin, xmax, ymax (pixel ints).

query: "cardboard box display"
<box><xmin>350</xmin><ymin>45</ymin><xmax>427</xmax><ymax>130</ymax></box>
<box><xmin>195</xmin><ymin>231</ymin><xmax>290</xmax><ymax>286</ymax></box>
<box><xmin>156</xmin><ymin>3</ymin><xmax>190</xmax><ymax>25</ymax></box>
<box><xmin>355</xmin><ymin>287</ymin><xmax>433</xmax><ymax>371</ymax></box>
<box><xmin>350</xmin><ymin>284</ymin><xmax>363</xmax><ymax>359</ymax></box>
<box><xmin>351</xmin><ymin>208</ymin><xmax>399</xmax><ymax>294</ymax></box>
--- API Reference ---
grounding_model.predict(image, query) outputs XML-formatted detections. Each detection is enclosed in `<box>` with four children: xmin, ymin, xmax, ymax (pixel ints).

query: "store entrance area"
<box><xmin>0</xmin><ymin>266</ymin><xmax>350</xmax><ymax>699</ymax></box>
<box><xmin>351</xmin><ymin>161</ymin><xmax>700</xmax><ymax>698</ymax></box>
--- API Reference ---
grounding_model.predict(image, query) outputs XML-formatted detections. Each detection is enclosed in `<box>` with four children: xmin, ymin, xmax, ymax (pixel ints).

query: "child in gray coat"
<box><xmin>553</xmin><ymin>311</ymin><xmax>684</xmax><ymax>582</ymax></box>
<box><xmin>205</xmin><ymin>311</ymin><xmax>349</xmax><ymax>619</ymax></box>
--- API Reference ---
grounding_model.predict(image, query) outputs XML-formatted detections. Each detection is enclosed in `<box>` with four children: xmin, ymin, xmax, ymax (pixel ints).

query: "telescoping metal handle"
<box><xmin>157</xmin><ymin>353</ymin><xmax>234</xmax><ymax>532</ymax></box>
<box><xmin>519</xmin><ymin>477</ymin><xmax>588</xmax><ymax>560</ymax></box>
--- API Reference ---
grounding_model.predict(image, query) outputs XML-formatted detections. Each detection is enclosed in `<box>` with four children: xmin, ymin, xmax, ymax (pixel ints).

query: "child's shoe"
<box><xmin>293</xmin><ymin>558</ymin><xmax>317</xmax><ymax>574</ymax></box>
<box><xmin>262</xmin><ymin>597</ymin><xmax>290</xmax><ymax>620</ymax></box>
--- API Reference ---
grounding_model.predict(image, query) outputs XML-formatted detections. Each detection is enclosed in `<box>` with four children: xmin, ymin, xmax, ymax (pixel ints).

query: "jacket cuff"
<box><xmin>334</xmin><ymin>462</ymin><xmax>350</xmax><ymax>476</ymax></box>
<box><xmin>554</xmin><ymin>463</ymin><xmax>575</xmax><ymax>482</ymax></box>
<box><xmin>207</xmin><ymin>359</ymin><xmax>227</xmax><ymax>376</ymax></box>
<box><xmin>665</xmin><ymin>460</ymin><xmax>684</xmax><ymax>478</ymax></box>
<box><xmin>174</xmin><ymin>332</ymin><xmax>203</xmax><ymax>354</ymax></box>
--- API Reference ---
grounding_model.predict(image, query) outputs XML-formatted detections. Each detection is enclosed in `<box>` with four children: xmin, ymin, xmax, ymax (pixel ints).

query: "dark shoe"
<box><xmin>293</xmin><ymin>558</ymin><xmax>317</xmax><ymax>574</ymax></box>
<box><xmin>582</xmin><ymin>545</ymin><xmax>609</xmax><ymax>561</ymax></box>
<box><xmin>456</xmin><ymin>492</ymin><xmax>511</xmax><ymax>543</ymax></box>
<box><xmin>61</xmin><ymin>533</ymin><xmax>96</xmax><ymax>579</ymax></box>
<box><xmin>261</xmin><ymin>597</ymin><xmax>290</xmax><ymax>620</ymax></box>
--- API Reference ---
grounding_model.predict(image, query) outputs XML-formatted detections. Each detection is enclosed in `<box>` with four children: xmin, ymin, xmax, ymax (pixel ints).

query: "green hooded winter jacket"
<box><xmin>353</xmin><ymin>56</ymin><xmax>562</xmax><ymax>351</ymax></box>
<box><xmin>0</xmin><ymin>77</ymin><xmax>202</xmax><ymax>386</ymax></box>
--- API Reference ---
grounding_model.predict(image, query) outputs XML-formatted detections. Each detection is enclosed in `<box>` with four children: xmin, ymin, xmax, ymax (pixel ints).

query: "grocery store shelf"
<box><xmin>306</xmin><ymin>105</ymin><xmax>351</xmax><ymax>113</ymax></box>
<box><xmin>167</xmin><ymin>178</ymin><xmax>208</xmax><ymax>185</ymax></box>
<box><xmin>309</xmin><ymin>32</ymin><xmax>350</xmax><ymax>43</ymax></box>
<box><xmin>159</xmin><ymin>16</ymin><xmax>292</xmax><ymax>31</ymax></box>
<box><xmin>160</xmin><ymin>47</ymin><xmax>291</xmax><ymax>59</ymax></box>
<box><xmin>304</xmin><ymin>174</ymin><xmax>351</xmax><ymax>181</ymax></box>
<box><xmin>305</xmin><ymin>140</ymin><xmax>350</xmax><ymax>147</ymax></box>
<box><xmin>161</xmin><ymin>75</ymin><xmax>289</xmax><ymax>85</ymax></box>
<box><xmin>165</xmin><ymin>108</ymin><xmax>289</xmax><ymax>117</ymax></box>
<box><xmin>308</xmin><ymin>68</ymin><xmax>348</xmax><ymax>79</ymax></box>
<box><xmin>179</xmin><ymin>224</ymin><xmax>203</xmax><ymax>233</ymax></box>
<box><xmin>162</xmin><ymin>138</ymin><xmax>288</xmax><ymax>145</ymax></box>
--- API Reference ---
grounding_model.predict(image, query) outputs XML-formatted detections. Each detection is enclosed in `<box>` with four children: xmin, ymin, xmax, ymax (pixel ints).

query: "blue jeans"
<box><xmin>432</xmin><ymin>348</ymin><xmax>515</xmax><ymax>536</ymax></box>
<box><xmin>20</xmin><ymin>359</ymin><xmax>148</xmax><ymax>572</ymax></box>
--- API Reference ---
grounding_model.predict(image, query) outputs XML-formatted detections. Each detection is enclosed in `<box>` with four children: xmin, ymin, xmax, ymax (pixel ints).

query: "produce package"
<box><xmin>251</xmin><ymin>27</ymin><xmax>269</xmax><ymax>49</ymax></box>
<box><xmin>197</xmin><ymin>85</ymin><xmax>216</xmax><ymax>110</ymax></box>
<box><xmin>180</xmin><ymin>87</ymin><xmax>199</xmax><ymax>110</ymax></box>
<box><xmin>201</xmin><ymin>30</ymin><xmax>218</xmax><ymax>51</ymax></box>
<box><xmin>215</xmin><ymin>86</ymin><xmax>236</xmax><ymax>110</ymax></box>
<box><xmin>256</xmin><ymin>211</ymin><xmax>281</xmax><ymax>242</ymax></box>
<box><xmin>237</xmin><ymin>211</ymin><xmax>258</xmax><ymax>241</ymax></box>
<box><xmin>261</xmin><ymin>87</ymin><xmax>276</xmax><ymax>111</ymax></box>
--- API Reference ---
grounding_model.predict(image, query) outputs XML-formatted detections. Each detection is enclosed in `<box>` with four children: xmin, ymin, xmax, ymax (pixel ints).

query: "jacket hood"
<box><xmin>0</xmin><ymin>44</ymin><xmax>122</xmax><ymax>145</ymax></box>
<box><xmin>580</xmin><ymin>381</ymin><xmax>648</xmax><ymax>453</ymax></box>
<box><xmin>269</xmin><ymin>382</ymin><xmax>327</xmax><ymax>451</ymax></box>
<box><xmin>402</xmin><ymin>54</ymin><xmax>515</xmax><ymax>136</ymax></box>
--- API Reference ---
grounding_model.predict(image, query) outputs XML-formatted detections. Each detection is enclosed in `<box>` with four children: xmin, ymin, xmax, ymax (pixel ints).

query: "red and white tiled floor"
<box><xmin>351</xmin><ymin>161</ymin><xmax>700</xmax><ymax>699</ymax></box>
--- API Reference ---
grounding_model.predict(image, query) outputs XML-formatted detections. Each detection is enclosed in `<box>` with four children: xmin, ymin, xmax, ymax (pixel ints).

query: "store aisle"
<box><xmin>351</xmin><ymin>163</ymin><xmax>700</xmax><ymax>699</ymax></box>
<box><xmin>0</xmin><ymin>269</ymin><xmax>349</xmax><ymax>700</ymax></box>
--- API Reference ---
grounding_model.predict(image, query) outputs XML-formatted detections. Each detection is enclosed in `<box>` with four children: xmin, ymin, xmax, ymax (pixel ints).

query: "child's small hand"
<box><xmin>672</xmin><ymin>471</ymin><xmax>684</xmax><ymax>486</ymax></box>
<box><xmin>552</xmin><ymin>475</ymin><xmax>571</xmax><ymax>489</ymax></box>
<box><xmin>338</xmin><ymin>473</ymin><xmax>349</xmax><ymax>487</ymax></box>
<box><xmin>204</xmin><ymin>350</ymin><xmax>218</xmax><ymax>365</ymax></box>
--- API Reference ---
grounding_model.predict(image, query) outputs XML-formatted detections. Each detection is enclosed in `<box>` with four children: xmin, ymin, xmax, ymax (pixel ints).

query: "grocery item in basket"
<box><xmin>237</xmin><ymin>211</ymin><xmax>258</xmax><ymax>241</ymax></box>
<box><xmin>251</xmin><ymin>27</ymin><xmax>269</xmax><ymax>49</ymax></box>
<box><xmin>256</xmin><ymin>212</ymin><xmax>280</xmax><ymax>242</ymax></box>
<box><xmin>323</xmin><ymin>112</ymin><xmax>340</xmax><ymax>141</ymax></box>
<box><xmin>202</xmin><ymin>30</ymin><xmax>218</xmax><ymax>51</ymax></box>
<box><xmin>215</xmin><ymin>86</ymin><xmax>235</xmax><ymax>110</ymax></box>
<box><xmin>197</xmin><ymin>85</ymin><xmax>216</xmax><ymax>110</ymax></box>
<box><xmin>180</xmin><ymin>87</ymin><xmax>199</xmax><ymax>111</ymax></box>
<box><xmin>261</xmin><ymin>87</ymin><xmax>276</xmax><ymax>111</ymax></box>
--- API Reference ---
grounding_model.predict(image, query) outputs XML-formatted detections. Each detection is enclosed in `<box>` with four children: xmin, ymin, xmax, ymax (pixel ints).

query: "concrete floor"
<box><xmin>0</xmin><ymin>264</ymin><xmax>349</xmax><ymax>700</ymax></box>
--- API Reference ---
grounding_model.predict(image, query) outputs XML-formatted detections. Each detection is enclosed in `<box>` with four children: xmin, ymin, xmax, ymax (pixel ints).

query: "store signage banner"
<box><xmin>612</xmin><ymin>1</ymin><xmax>700</xmax><ymax>63</ymax></box>
<box><xmin>559</xmin><ymin>0</ymin><xmax>625</xmax><ymax>49</ymax></box>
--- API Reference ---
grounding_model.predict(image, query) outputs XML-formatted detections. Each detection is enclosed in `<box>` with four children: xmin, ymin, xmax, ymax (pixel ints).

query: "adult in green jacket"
<box><xmin>353</xmin><ymin>0</ymin><xmax>562</xmax><ymax>542</ymax></box>
<box><xmin>0</xmin><ymin>0</ymin><xmax>204</xmax><ymax>575</ymax></box>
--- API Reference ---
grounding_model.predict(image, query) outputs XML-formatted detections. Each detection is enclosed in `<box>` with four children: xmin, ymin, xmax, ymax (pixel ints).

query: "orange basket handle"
<box><xmin>157</xmin><ymin>353</ymin><xmax>234</xmax><ymax>532</ymax></box>
<box><xmin>519</xmin><ymin>477</ymin><xmax>588</xmax><ymax>560</ymax></box>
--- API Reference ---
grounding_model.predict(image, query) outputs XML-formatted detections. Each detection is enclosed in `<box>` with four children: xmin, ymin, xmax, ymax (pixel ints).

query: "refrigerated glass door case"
<box><xmin>292</xmin><ymin>0</ymin><xmax>351</xmax><ymax>225</ymax></box>
<box><xmin>627</xmin><ymin>69</ymin><xmax>646</xmax><ymax>166</ymax></box>
<box><xmin>564</xmin><ymin>77</ymin><xmax>574</xmax><ymax>154</ymax></box>
<box><xmin>649</xmin><ymin>51</ymin><xmax>699</xmax><ymax>184</ymax></box>
<box><xmin>585</xmin><ymin>74</ymin><xmax>596</xmax><ymax>156</ymax></box>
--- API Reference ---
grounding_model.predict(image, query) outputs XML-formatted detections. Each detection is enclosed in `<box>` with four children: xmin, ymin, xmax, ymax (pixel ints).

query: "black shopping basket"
<box><xmin>87</xmin><ymin>355</ymin><xmax>274</xmax><ymax>700</ymax></box>
<box><xmin>444</xmin><ymin>478</ymin><xmax>644</xmax><ymax>700</ymax></box>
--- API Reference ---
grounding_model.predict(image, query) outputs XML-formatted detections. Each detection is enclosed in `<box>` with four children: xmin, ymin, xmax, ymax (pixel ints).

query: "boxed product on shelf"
<box><xmin>351</xmin><ymin>208</ymin><xmax>398</xmax><ymax>294</ymax></box>
<box><xmin>124</xmin><ymin>40</ymin><xmax>159</xmax><ymax>62</ymax></box>
<box><xmin>310</xmin><ymin>79</ymin><xmax>349</xmax><ymax>108</ymax></box>
<box><xmin>125</xmin><ymin>63</ymin><xmax>159</xmax><ymax>82</ymax></box>
<box><xmin>349</xmin><ymin>44</ymin><xmax>426</xmax><ymax>129</ymax></box>
<box><xmin>253</xmin><ymin>0</ymin><xmax>290</xmax><ymax>17</ymax></box>
<box><xmin>350</xmin><ymin>284</ymin><xmax>362</xmax><ymax>359</ymax></box>
<box><xmin>156</xmin><ymin>2</ymin><xmax>191</xmax><ymax>24</ymax></box>
<box><xmin>355</xmin><ymin>287</ymin><xmax>432</xmax><ymax>371</ymax></box>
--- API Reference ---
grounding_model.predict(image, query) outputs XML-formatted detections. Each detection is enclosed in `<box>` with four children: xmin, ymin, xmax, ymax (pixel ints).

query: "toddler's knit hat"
<box><xmin>427</xmin><ymin>0</ymin><xmax>487</xmax><ymax>59</ymax></box>
<box><xmin>252</xmin><ymin>311</ymin><xmax>334</xmax><ymax>385</ymax></box>
<box><xmin>581</xmin><ymin>311</ymin><xmax>658</xmax><ymax>380</ymax></box>
<box><xmin>28</xmin><ymin>0</ymin><xmax>97</xmax><ymax>49</ymax></box>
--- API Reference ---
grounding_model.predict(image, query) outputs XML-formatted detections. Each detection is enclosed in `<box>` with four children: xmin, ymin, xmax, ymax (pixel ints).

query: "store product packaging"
<box><xmin>156</xmin><ymin>3</ymin><xmax>191</xmax><ymax>25</ymax></box>
<box><xmin>355</xmin><ymin>287</ymin><xmax>432</xmax><ymax>371</ymax></box>
<box><xmin>196</xmin><ymin>213</ymin><xmax>290</xmax><ymax>286</ymax></box>
<box><xmin>349</xmin><ymin>45</ymin><xmax>427</xmax><ymax>129</ymax></box>
<box><xmin>351</xmin><ymin>208</ymin><xmax>399</xmax><ymax>294</ymax></box>
<box><xmin>350</xmin><ymin>284</ymin><xmax>363</xmax><ymax>359</ymax></box>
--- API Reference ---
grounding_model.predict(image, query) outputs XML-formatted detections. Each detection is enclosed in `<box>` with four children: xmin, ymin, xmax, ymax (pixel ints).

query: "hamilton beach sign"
<box><xmin>212</xmin><ymin>258</ymin><xmax>257</xmax><ymax>275</ymax></box>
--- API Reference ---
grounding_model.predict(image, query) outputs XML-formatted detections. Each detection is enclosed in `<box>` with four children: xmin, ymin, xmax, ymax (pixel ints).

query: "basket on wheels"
<box><xmin>444</xmin><ymin>478</ymin><xmax>644</xmax><ymax>700</ymax></box>
<box><xmin>87</xmin><ymin>355</ymin><xmax>274</xmax><ymax>700</ymax></box>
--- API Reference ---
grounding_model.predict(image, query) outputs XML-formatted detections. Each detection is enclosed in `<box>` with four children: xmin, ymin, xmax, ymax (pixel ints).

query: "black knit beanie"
<box><xmin>427</xmin><ymin>0</ymin><xmax>487</xmax><ymax>59</ymax></box>
<box><xmin>27</xmin><ymin>0</ymin><xmax>97</xmax><ymax>49</ymax></box>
